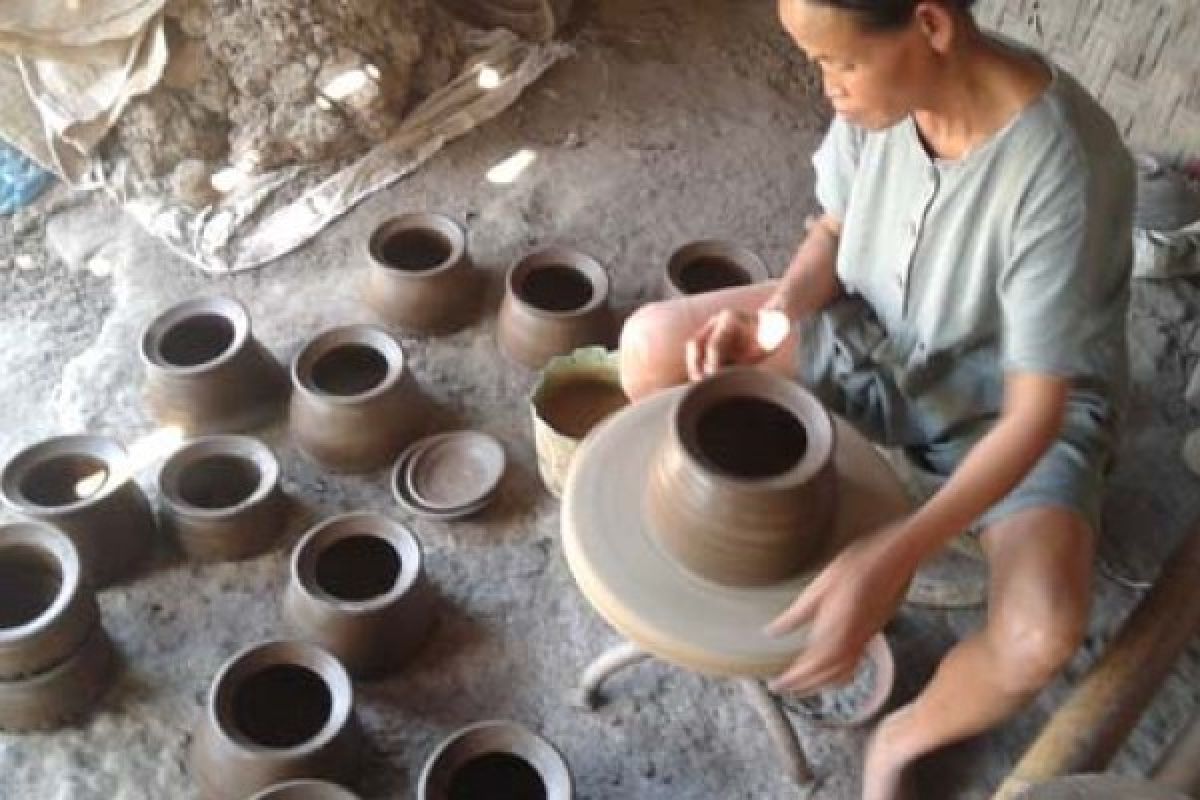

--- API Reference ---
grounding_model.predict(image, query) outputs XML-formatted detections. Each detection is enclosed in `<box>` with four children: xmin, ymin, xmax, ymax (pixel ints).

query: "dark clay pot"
<box><xmin>248</xmin><ymin>781</ymin><xmax>361</xmax><ymax>800</ymax></box>
<box><xmin>288</xmin><ymin>325</ymin><xmax>425</xmax><ymax>474</ymax></box>
<box><xmin>0</xmin><ymin>623</ymin><xmax>117</xmax><ymax>732</ymax></box>
<box><xmin>141</xmin><ymin>296</ymin><xmax>289</xmax><ymax>435</ymax></box>
<box><xmin>0</xmin><ymin>522</ymin><xmax>97</xmax><ymax>681</ymax></box>
<box><xmin>363</xmin><ymin>213</ymin><xmax>480</xmax><ymax>335</ymax></box>
<box><xmin>284</xmin><ymin>512</ymin><xmax>434</xmax><ymax>679</ymax></box>
<box><xmin>0</xmin><ymin>435</ymin><xmax>157</xmax><ymax>588</ymax></box>
<box><xmin>646</xmin><ymin>367</ymin><xmax>837</xmax><ymax>587</ymax></box>
<box><xmin>190</xmin><ymin>640</ymin><xmax>362</xmax><ymax>800</ymax></box>
<box><xmin>158</xmin><ymin>435</ymin><xmax>287</xmax><ymax>563</ymax></box>
<box><xmin>662</xmin><ymin>240</ymin><xmax>770</xmax><ymax>299</ymax></box>
<box><xmin>497</xmin><ymin>248</ymin><xmax>616</xmax><ymax>370</ymax></box>
<box><xmin>419</xmin><ymin>720</ymin><xmax>573</xmax><ymax>800</ymax></box>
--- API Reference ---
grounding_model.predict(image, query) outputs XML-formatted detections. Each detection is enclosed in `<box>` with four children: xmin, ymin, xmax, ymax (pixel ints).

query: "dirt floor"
<box><xmin>2</xmin><ymin>1</ymin><xmax>1200</xmax><ymax>798</ymax></box>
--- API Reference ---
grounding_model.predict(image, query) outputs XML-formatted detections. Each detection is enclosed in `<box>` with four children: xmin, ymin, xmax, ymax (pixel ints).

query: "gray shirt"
<box><xmin>810</xmin><ymin>52</ymin><xmax>1135</xmax><ymax>450</ymax></box>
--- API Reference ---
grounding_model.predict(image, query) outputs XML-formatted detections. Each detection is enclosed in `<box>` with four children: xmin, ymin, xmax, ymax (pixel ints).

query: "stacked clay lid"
<box><xmin>392</xmin><ymin>431</ymin><xmax>507</xmax><ymax>520</ymax></box>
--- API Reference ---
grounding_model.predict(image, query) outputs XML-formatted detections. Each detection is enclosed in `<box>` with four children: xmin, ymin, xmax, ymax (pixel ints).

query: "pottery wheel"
<box><xmin>562</xmin><ymin>386</ymin><xmax>913</xmax><ymax>677</ymax></box>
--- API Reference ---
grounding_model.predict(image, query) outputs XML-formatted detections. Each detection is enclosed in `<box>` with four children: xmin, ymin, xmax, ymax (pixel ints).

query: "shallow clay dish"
<box><xmin>391</xmin><ymin>436</ymin><xmax>496</xmax><ymax>521</ymax></box>
<box><xmin>418</xmin><ymin>720</ymin><xmax>573</xmax><ymax>800</ymax></box>
<box><xmin>781</xmin><ymin>632</ymin><xmax>895</xmax><ymax>729</ymax></box>
<box><xmin>662</xmin><ymin>240</ymin><xmax>770</xmax><ymax>299</ymax></box>
<box><xmin>404</xmin><ymin>431</ymin><xmax>506</xmax><ymax>512</ymax></box>
<box><xmin>561</xmin><ymin>384</ymin><xmax>912</xmax><ymax>677</ymax></box>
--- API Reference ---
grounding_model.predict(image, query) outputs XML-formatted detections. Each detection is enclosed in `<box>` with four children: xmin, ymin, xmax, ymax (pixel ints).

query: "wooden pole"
<box><xmin>993</xmin><ymin>520</ymin><xmax>1200</xmax><ymax>800</ymax></box>
<box><xmin>1153</xmin><ymin>712</ymin><xmax>1200</xmax><ymax>797</ymax></box>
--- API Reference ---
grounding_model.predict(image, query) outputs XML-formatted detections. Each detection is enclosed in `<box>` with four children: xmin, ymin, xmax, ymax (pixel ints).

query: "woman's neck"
<box><xmin>913</xmin><ymin>31</ymin><xmax>1052</xmax><ymax>161</ymax></box>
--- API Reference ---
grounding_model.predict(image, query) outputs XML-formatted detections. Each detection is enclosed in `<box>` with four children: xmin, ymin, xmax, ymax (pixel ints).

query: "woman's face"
<box><xmin>779</xmin><ymin>0</ymin><xmax>939</xmax><ymax>130</ymax></box>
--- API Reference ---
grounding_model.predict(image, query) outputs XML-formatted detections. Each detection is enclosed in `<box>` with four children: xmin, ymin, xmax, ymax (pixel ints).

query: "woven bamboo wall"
<box><xmin>977</xmin><ymin>0</ymin><xmax>1200</xmax><ymax>159</ymax></box>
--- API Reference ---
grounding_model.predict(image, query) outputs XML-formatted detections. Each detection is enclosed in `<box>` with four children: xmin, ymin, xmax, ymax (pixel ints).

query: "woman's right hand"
<box><xmin>685</xmin><ymin>309</ymin><xmax>771</xmax><ymax>381</ymax></box>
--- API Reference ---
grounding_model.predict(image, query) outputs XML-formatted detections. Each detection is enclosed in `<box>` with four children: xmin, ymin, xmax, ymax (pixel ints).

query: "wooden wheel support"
<box><xmin>1153</xmin><ymin>711</ymin><xmax>1200</xmax><ymax>796</ymax></box>
<box><xmin>993</xmin><ymin>519</ymin><xmax>1200</xmax><ymax>800</ymax></box>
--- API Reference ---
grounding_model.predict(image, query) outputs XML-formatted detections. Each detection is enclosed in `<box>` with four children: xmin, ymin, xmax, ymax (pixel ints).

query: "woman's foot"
<box><xmin>863</xmin><ymin>708</ymin><xmax>920</xmax><ymax>800</ymax></box>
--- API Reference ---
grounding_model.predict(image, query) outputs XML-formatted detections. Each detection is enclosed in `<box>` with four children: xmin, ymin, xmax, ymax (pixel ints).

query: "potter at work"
<box><xmin>618</xmin><ymin>0</ymin><xmax>1134</xmax><ymax>797</ymax></box>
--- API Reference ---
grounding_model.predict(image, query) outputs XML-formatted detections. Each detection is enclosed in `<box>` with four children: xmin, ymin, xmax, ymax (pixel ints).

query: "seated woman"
<box><xmin>618</xmin><ymin>1</ymin><xmax>1134</xmax><ymax>798</ymax></box>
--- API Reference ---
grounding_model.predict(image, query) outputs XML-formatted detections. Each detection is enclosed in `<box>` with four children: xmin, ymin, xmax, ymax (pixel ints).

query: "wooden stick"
<box><xmin>1153</xmin><ymin>711</ymin><xmax>1200</xmax><ymax>797</ymax></box>
<box><xmin>992</xmin><ymin>519</ymin><xmax>1200</xmax><ymax>800</ymax></box>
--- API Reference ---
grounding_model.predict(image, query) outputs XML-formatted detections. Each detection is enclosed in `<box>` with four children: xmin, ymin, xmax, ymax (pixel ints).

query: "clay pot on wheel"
<box><xmin>0</xmin><ymin>435</ymin><xmax>158</xmax><ymax>588</ymax></box>
<box><xmin>190</xmin><ymin>640</ymin><xmax>362</xmax><ymax>800</ymax></box>
<box><xmin>497</xmin><ymin>248</ymin><xmax>616</xmax><ymax>369</ymax></box>
<box><xmin>646</xmin><ymin>368</ymin><xmax>837</xmax><ymax>587</ymax></box>
<box><xmin>0</xmin><ymin>522</ymin><xmax>117</xmax><ymax>731</ymax></box>
<box><xmin>662</xmin><ymin>240</ymin><xmax>770</xmax><ymax>299</ymax></box>
<box><xmin>363</xmin><ymin>213</ymin><xmax>480</xmax><ymax>335</ymax></box>
<box><xmin>141</xmin><ymin>296</ymin><xmax>289</xmax><ymax>434</ymax></box>
<box><xmin>289</xmin><ymin>325</ymin><xmax>424</xmax><ymax>474</ymax></box>
<box><xmin>158</xmin><ymin>435</ymin><xmax>287</xmax><ymax>562</ymax></box>
<box><xmin>248</xmin><ymin>780</ymin><xmax>361</xmax><ymax>800</ymax></box>
<box><xmin>284</xmin><ymin>513</ymin><xmax>434</xmax><ymax>679</ymax></box>
<box><xmin>419</xmin><ymin>720</ymin><xmax>573</xmax><ymax>800</ymax></box>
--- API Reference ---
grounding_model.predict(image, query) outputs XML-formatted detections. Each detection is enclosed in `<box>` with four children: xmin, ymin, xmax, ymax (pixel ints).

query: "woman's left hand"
<box><xmin>765</xmin><ymin>521</ymin><xmax>920</xmax><ymax>694</ymax></box>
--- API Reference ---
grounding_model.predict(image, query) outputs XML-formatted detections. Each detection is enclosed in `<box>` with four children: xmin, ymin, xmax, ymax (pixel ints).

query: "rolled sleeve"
<box><xmin>812</xmin><ymin>115</ymin><xmax>865</xmax><ymax>220</ymax></box>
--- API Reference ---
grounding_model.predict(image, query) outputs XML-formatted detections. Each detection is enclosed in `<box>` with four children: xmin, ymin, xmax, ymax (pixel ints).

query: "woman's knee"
<box><xmin>989</xmin><ymin>610</ymin><xmax>1085</xmax><ymax>694</ymax></box>
<box><xmin>618</xmin><ymin>301</ymin><xmax>682</xmax><ymax>399</ymax></box>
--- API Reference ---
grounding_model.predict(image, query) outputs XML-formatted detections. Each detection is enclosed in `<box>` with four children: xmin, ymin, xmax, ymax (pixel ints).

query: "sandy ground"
<box><xmin>2</xmin><ymin>1</ymin><xmax>1200</xmax><ymax>798</ymax></box>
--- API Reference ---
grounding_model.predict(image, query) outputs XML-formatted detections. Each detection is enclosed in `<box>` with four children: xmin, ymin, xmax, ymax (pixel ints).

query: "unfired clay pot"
<box><xmin>363</xmin><ymin>213</ymin><xmax>480</xmax><ymax>335</ymax></box>
<box><xmin>418</xmin><ymin>720</ymin><xmax>573</xmax><ymax>800</ymax></box>
<box><xmin>0</xmin><ymin>522</ymin><xmax>97</xmax><ymax>681</ymax></box>
<box><xmin>141</xmin><ymin>296</ymin><xmax>289</xmax><ymax>434</ymax></box>
<box><xmin>158</xmin><ymin>435</ymin><xmax>287</xmax><ymax>562</ymax></box>
<box><xmin>0</xmin><ymin>623</ymin><xmax>117</xmax><ymax>732</ymax></box>
<box><xmin>190</xmin><ymin>640</ymin><xmax>362</xmax><ymax>800</ymax></box>
<box><xmin>248</xmin><ymin>781</ymin><xmax>361</xmax><ymax>800</ymax></box>
<box><xmin>289</xmin><ymin>326</ymin><xmax>424</xmax><ymax>474</ymax></box>
<box><xmin>497</xmin><ymin>248</ymin><xmax>616</xmax><ymax>369</ymax></box>
<box><xmin>646</xmin><ymin>368</ymin><xmax>837</xmax><ymax>587</ymax></box>
<box><xmin>284</xmin><ymin>513</ymin><xmax>433</xmax><ymax>679</ymax></box>
<box><xmin>662</xmin><ymin>240</ymin><xmax>770</xmax><ymax>298</ymax></box>
<box><xmin>0</xmin><ymin>435</ymin><xmax>158</xmax><ymax>588</ymax></box>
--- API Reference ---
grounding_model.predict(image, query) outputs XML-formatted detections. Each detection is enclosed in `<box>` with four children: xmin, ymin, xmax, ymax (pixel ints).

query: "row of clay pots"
<box><xmin>192</xmin><ymin>638</ymin><xmax>571</xmax><ymax>799</ymax></box>
<box><xmin>0</xmin><ymin>523</ymin><xmax>117</xmax><ymax>731</ymax></box>
<box><xmin>137</xmin><ymin>218</ymin><xmax>770</xmax><ymax>441</ymax></box>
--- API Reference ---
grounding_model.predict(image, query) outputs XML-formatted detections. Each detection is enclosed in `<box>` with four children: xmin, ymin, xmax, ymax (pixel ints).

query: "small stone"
<box><xmin>1183</xmin><ymin>429</ymin><xmax>1200</xmax><ymax>478</ymax></box>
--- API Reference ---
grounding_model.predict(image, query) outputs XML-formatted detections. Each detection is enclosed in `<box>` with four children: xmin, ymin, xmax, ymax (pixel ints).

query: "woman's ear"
<box><xmin>912</xmin><ymin>2</ymin><xmax>960</xmax><ymax>54</ymax></box>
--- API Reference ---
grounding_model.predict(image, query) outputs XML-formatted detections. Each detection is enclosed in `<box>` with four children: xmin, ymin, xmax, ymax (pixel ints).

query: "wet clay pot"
<box><xmin>0</xmin><ymin>435</ymin><xmax>158</xmax><ymax>588</ymax></box>
<box><xmin>646</xmin><ymin>367</ymin><xmax>837</xmax><ymax>587</ymax></box>
<box><xmin>497</xmin><ymin>248</ymin><xmax>616</xmax><ymax>370</ymax></box>
<box><xmin>158</xmin><ymin>436</ymin><xmax>287</xmax><ymax>563</ymax></box>
<box><xmin>141</xmin><ymin>296</ymin><xmax>289</xmax><ymax>435</ymax></box>
<box><xmin>190</xmin><ymin>640</ymin><xmax>363</xmax><ymax>800</ymax></box>
<box><xmin>0</xmin><ymin>522</ymin><xmax>98</xmax><ymax>682</ymax></box>
<box><xmin>530</xmin><ymin>347</ymin><xmax>628</xmax><ymax>498</ymax></box>
<box><xmin>418</xmin><ymin>720</ymin><xmax>573</xmax><ymax>800</ymax></box>
<box><xmin>662</xmin><ymin>240</ymin><xmax>770</xmax><ymax>299</ymax></box>
<box><xmin>0</xmin><ymin>623</ymin><xmax>118</xmax><ymax>732</ymax></box>
<box><xmin>363</xmin><ymin>213</ymin><xmax>480</xmax><ymax>335</ymax></box>
<box><xmin>284</xmin><ymin>513</ymin><xmax>434</xmax><ymax>679</ymax></box>
<box><xmin>289</xmin><ymin>326</ymin><xmax>424</xmax><ymax>474</ymax></box>
<box><xmin>248</xmin><ymin>781</ymin><xmax>361</xmax><ymax>800</ymax></box>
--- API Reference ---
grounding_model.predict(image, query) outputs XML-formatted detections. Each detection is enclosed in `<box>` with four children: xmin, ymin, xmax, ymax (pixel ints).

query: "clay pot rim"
<box><xmin>0</xmin><ymin>522</ymin><xmax>81</xmax><ymax>649</ymax></box>
<box><xmin>291</xmin><ymin>512</ymin><xmax>422</xmax><ymax>612</ymax></box>
<box><xmin>158</xmin><ymin>435</ymin><xmax>280</xmax><ymax>519</ymax></box>
<box><xmin>366</xmin><ymin>212</ymin><xmax>466</xmax><ymax>279</ymax></box>
<box><xmin>209</xmin><ymin>639</ymin><xmax>353</xmax><ymax>756</ymax></box>
<box><xmin>664</xmin><ymin>239</ymin><xmax>770</xmax><ymax>295</ymax></box>
<box><xmin>418</xmin><ymin>719</ymin><xmax>572</xmax><ymax>798</ymax></box>
<box><xmin>290</xmin><ymin>325</ymin><xmax>406</xmax><ymax>405</ymax></box>
<box><xmin>506</xmin><ymin>247</ymin><xmax>610</xmax><ymax>319</ymax></box>
<box><xmin>0</xmin><ymin>434</ymin><xmax>131</xmax><ymax>516</ymax></box>
<box><xmin>247</xmin><ymin>780</ymin><xmax>360</xmax><ymax>800</ymax></box>
<box><xmin>139</xmin><ymin>295</ymin><xmax>251</xmax><ymax>376</ymax></box>
<box><xmin>668</xmin><ymin>367</ymin><xmax>835</xmax><ymax>492</ymax></box>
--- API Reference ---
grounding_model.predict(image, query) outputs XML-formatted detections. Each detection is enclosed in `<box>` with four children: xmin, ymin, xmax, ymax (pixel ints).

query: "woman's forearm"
<box><xmin>764</xmin><ymin>213</ymin><xmax>845</xmax><ymax>321</ymax></box>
